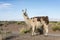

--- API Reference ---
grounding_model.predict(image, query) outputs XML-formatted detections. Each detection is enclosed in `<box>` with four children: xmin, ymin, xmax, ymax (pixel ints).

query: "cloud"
<box><xmin>0</xmin><ymin>2</ymin><xmax>12</xmax><ymax>8</ymax></box>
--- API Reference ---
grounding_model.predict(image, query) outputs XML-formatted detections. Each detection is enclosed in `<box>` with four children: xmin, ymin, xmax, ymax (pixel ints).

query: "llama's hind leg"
<box><xmin>44</xmin><ymin>24</ymin><xmax>48</xmax><ymax>36</ymax></box>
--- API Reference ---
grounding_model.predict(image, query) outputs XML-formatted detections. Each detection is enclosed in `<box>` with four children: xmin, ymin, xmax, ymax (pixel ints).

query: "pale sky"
<box><xmin>0</xmin><ymin>0</ymin><xmax>60</xmax><ymax>21</ymax></box>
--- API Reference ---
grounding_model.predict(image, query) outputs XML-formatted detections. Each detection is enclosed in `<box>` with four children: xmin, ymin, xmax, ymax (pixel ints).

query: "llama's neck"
<box><xmin>23</xmin><ymin>15</ymin><xmax>29</xmax><ymax>20</ymax></box>
<box><xmin>23</xmin><ymin>15</ymin><xmax>30</xmax><ymax>24</ymax></box>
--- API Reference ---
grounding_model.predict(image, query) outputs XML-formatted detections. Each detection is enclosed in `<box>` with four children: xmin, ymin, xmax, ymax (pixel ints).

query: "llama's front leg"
<box><xmin>32</xmin><ymin>26</ymin><xmax>35</xmax><ymax>36</ymax></box>
<box><xmin>44</xmin><ymin>24</ymin><xmax>48</xmax><ymax>36</ymax></box>
<box><xmin>32</xmin><ymin>25</ymin><xmax>37</xmax><ymax>36</ymax></box>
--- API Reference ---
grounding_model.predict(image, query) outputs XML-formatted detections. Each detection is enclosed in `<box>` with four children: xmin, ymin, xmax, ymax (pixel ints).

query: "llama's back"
<box><xmin>31</xmin><ymin>16</ymin><xmax>49</xmax><ymax>25</ymax></box>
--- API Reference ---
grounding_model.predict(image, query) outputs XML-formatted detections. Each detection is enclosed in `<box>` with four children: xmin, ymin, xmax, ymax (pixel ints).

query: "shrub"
<box><xmin>8</xmin><ymin>21</ymin><xmax>16</xmax><ymax>24</ymax></box>
<box><xmin>57</xmin><ymin>22</ymin><xmax>60</xmax><ymax>25</ymax></box>
<box><xmin>19</xmin><ymin>27</ymin><xmax>31</xmax><ymax>34</ymax></box>
<box><xmin>19</xmin><ymin>28</ymin><xmax>27</xmax><ymax>34</ymax></box>
<box><xmin>49</xmin><ymin>21</ymin><xmax>57</xmax><ymax>23</ymax></box>
<box><xmin>52</xmin><ymin>26</ymin><xmax>60</xmax><ymax>31</ymax></box>
<box><xmin>17</xmin><ymin>21</ymin><xmax>26</xmax><ymax>25</ymax></box>
<box><xmin>0</xmin><ymin>24</ymin><xmax>4</xmax><ymax>26</ymax></box>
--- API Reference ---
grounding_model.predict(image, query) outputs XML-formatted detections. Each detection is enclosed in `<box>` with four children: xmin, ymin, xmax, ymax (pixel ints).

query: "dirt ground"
<box><xmin>0</xmin><ymin>23</ymin><xmax>60</xmax><ymax>40</ymax></box>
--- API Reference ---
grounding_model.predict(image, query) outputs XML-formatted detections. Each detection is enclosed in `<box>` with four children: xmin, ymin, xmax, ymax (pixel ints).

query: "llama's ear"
<box><xmin>25</xmin><ymin>9</ymin><xmax>27</xmax><ymax>12</ymax></box>
<box><xmin>22</xmin><ymin>9</ymin><xmax>24</xmax><ymax>12</ymax></box>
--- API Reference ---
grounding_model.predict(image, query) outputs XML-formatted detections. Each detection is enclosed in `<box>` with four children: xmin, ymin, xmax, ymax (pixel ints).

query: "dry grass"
<box><xmin>52</xmin><ymin>26</ymin><xmax>60</xmax><ymax>31</ymax></box>
<box><xmin>50</xmin><ymin>21</ymin><xmax>60</xmax><ymax>31</ymax></box>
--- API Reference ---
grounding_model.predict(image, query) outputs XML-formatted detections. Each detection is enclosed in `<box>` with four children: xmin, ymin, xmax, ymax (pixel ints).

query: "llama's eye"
<box><xmin>27</xmin><ymin>18</ymin><xmax>29</xmax><ymax>19</ymax></box>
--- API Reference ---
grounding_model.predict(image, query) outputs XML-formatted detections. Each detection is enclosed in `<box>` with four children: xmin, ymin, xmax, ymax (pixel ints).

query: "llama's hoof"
<box><xmin>32</xmin><ymin>33</ymin><xmax>37</xmax><ymax>36</ymax></box>
<box><xmin>44</xmin><ymin>34</ymin><xmax>48</xmax><ymax>37</ymax></box>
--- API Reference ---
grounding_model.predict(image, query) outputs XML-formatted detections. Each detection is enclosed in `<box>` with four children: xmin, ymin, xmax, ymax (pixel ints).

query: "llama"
<box><xmin>22</xmin><ymin>9</ymin><xmax>49</xmax><ymax>36</ymax></box>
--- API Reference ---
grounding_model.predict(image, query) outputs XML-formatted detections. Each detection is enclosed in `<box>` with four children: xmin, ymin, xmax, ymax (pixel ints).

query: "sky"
<box><xmin>0</xmin><ymin>0</ymin><xmax>60</xmax><ymax>21</ymax></box>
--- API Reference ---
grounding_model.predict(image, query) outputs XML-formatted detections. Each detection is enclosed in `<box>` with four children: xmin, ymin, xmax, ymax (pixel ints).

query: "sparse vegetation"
<box><xmin>7</xmin><ymin>21</ymin><xmax>17</xmax><ymax>24</ymax></box>
<box><xmin>0</xmin><ymin>24</ymin><xmax>4</xmax><ymax>26</ymax></box>
<box><xmin>57</xmin><ymin>22</ymin><xmax>60</xmax><ymax>25</ymax></box>
<box><xmin>49</xmin><ymin>21</ymin><xmax>60</xmax><ymax>31</ymax></box>
<box><xmin>19</xmin><ymin>28</ymin><xmax>27</xmax><ymax>34</ymax></box>
<box><xmin>52</xmin><ymin>25</ymin><xmax>60</xmax><ymax>31</ymax></box>
<box><xmin>17</xmin><ymin>21</ymin><xmax>26</xmax><ymax>25</ymax></box>
<box><xmin>49</xmin><ymin>21</ymin><xmax>58</xmax><ymax>23</ymax></box>
<box><xmin>0</xmin><ymin>21</ymin><xmax>60</xmax><ymax>40</ymax></box>
<box><xmin>19</xmin><ymin>27</ymin><xmax>31</xmax><ymax>34</ymax></box>
<box><xmin>0</xmin><ymin>21</ymin><xmax>26</xmax><ymax>25</ymax></box>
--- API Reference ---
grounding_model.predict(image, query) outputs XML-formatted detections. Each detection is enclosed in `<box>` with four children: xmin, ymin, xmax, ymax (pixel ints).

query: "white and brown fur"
<box><xmin>22</xmin><ymin>9</ymin><xmax>49</xmax><ymax>36</ymax></box>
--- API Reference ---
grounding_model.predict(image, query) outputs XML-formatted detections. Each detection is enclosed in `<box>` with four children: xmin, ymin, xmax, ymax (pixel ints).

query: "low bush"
<box><xmin>19</xmin><ymin>27</ymin><xmax>31</xmax><ymax>34</ymax></box>
<box><xmin>57</xmin><ymin>22</ymin><xmax>60</xmax><ymax>25</ymax></box>
<box><xmin>19</xmin><ymin>28</ymin><xmax>27</xmax><ymax>34</ymax></box>
<box><xmin>17</xmin><ymin>21</ymin><xmax>26</xmax><ymax>25</ymax></box>
<box><xmin>0</xmin><ymin>24</ymin><xmax>4</xmax><ymax>26</ymax></box>
<box><xmin>49</xmin><ymin>21</ymin><xmax>57</xmax><ymax>23</ymax></box>
<box><xmin>8</xmin><ymin>21</ymin><xmax>17</xmax><ymax>24</ymax></box>
<box><xmin>52</xmin><ymin>26</ymin><xmax>60</xmax><ymax>31</ymax></box>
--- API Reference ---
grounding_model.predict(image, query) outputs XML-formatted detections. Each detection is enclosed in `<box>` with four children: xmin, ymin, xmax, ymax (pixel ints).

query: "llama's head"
<box><xmin>22</xmin><ymin>9</ymin><xmax>29</xmax><ymax>19</ymax></box>
<box><xmin>22</xmin><ymin>9</ymin><xmax>28</xmax><ymax>16</ymax></box>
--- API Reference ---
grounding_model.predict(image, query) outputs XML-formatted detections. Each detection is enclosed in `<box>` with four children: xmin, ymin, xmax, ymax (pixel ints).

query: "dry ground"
<box><xmin>0</xmin><ymin>21</ymin><xmax>60</xmax><ymax>40</ymax></box>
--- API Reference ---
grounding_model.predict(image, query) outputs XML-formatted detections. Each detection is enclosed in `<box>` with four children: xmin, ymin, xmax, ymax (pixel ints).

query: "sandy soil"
<box><xmin>0</xmin><ymin>23</ymin><xmax>60</xmax><ymax>40</ymax></box>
